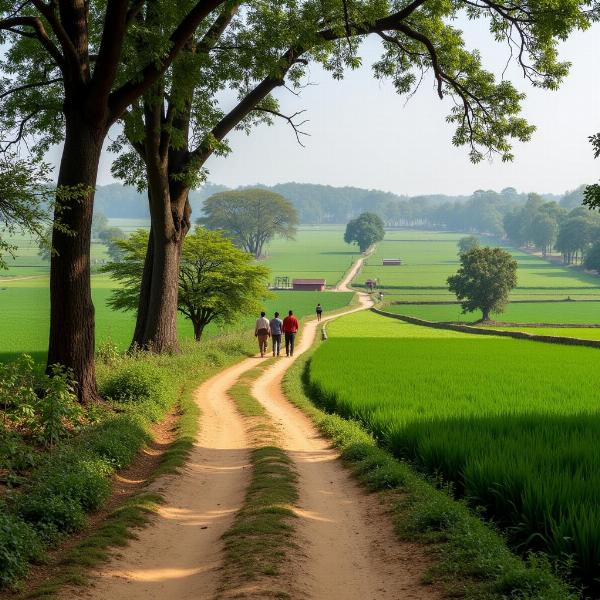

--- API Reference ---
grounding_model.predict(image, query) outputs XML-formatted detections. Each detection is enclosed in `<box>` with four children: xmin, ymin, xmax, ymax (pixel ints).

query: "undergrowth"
<box><xmin>0</xmin><ymin>335</ymin><xmax>253</xmax><ymax>591</ymax></box>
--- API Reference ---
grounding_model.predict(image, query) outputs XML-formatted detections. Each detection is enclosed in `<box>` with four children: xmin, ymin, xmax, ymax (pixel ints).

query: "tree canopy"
<box><xmin>200</xmin><ymin>189</ymin><xmax>298</xmax><ymax>258</ymax></box>
<box><xmin>447</xmin><ymin>246</ymin><xmax>518</xmax><ymax>321</ymax></box>
<box><xmin>102</xmin><ymin>228</ymin><xmax>271</xmax><ymax>340</ymax></box>
<box><xmin>344</xmin><ymin>212</ymin><xmax>385</xmax><ymax>253</ymax></box>
<box><xmin>458</xmin><ymin>235</ymin><xmax>480</xmax><ymax>254</ymax></box>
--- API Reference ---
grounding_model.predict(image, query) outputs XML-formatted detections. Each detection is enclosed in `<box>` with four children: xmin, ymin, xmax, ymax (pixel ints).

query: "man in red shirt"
<box><xmin>282</xmin><ymin>310</ymin><xmax>299</xmax><ymax>357</ymax></box>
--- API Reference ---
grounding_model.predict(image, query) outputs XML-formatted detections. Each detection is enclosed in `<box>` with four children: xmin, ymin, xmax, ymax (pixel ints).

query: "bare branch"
<box><xmin>253</xmin><ymin>107</ymin><xmax>310</xmax><ymax>146</ymax></box>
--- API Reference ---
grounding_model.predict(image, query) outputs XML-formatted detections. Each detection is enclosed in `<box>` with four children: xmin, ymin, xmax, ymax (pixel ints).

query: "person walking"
<box><xmin>315</xmin><ymin>303</ymin><xmax>323</xmax><ymax>322</ymax></box>
<box><xmin>270</xmin><ymin>311</ymin><xmax>283</xmax><ymax>356</ymax></box>
<box><xmin>282</xmin><ymin>310</ymin><xmax>299</xmax><ymax>357</ymax></box>
<box><xmin>254</xmin><ymin>311</ymin><xmax>271</xmax><ymax>358</ymax></box>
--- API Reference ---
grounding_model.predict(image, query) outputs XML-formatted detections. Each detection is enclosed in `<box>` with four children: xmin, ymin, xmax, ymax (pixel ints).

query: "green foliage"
<box><xmin>102</xmin><ymin>362</ymin><xmax>171</xmax><ymax>406</ymax></box>
<box><xmin>200</xmin><ymin>189</ymin><xmax>299</xmax><ymax>259</ymax></box>
<box><xmin>583</xmin><ymin>133</ymin><xmax>600</xmax><ymax>210</ymax></box>
<box><xmin>448</xmin><ymin>246</ymin><xmax>517</xmax><ymax>320</ymax></box>
<box><xmin>309</xmin><ymin>311</ymin><xmax>600</xmax><ymax>591</ymax></box>
<box><xmin>0</xmin><ymin>153</ymin><xmax>52</xmax><ymax>270</ymax></box>
<box><xmin>0</xmin><ymin>512</ymin><xmax>42</xmax><ymax>588</ymax></box>
<box><xmin>344</xmin><ymin>212</ymin><xmax>385</xmax><ymax>252</ymax></box>
<box><xmin>584</xmin><ymin>240</ymin><xmax>600</xmax><ymax>272</ymax></box>
<box><xmin>457</xmin><ymin>235</ymin><xmax>480</xmax><ymax>254</ymax></box>
<box><xmin>103</xmin><ymin>228</ymin><xmax>272</xmax><ymax>341</ymax></box>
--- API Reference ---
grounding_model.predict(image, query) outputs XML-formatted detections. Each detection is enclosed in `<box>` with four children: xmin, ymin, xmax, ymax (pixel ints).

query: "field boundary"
<box><xmin>371</xmin><ymin>307</ymin><xmax>600</xmax><ymax>349</ymax></box>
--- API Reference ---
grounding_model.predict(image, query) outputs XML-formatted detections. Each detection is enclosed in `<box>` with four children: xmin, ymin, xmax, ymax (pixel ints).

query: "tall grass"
<box><xmin>308</xmin><ymin>311</ymin><xmax>600</xmax><ymax>592</ymax></box>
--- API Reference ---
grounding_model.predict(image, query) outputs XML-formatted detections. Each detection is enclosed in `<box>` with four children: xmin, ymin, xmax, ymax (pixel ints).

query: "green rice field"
<box><xmin>309</xmin><ymin>311</ymin><xmax>600</xmax><ymax>591</ymax></box>
<box><xmin>0</xmin><ymin>274</ymin><xmax>351</xmax><ymax>361</ymax></box>
<box><xmin>478</xmin><ymin>326</ymin><xmax>600</xmax><ymax>339</ymax></box>
<box><xmin>383</xmin><ymin>301</ymin><xmax>600</xmax><ymax>324</ymax></box>
<box><xmin>0</xmin><ymin>225</ymin><xmax>355</xmax><ymax>360</ymax></box>
<box><xmin>356</xmin><ymin>230</ymin><xmax>600</xmax><ymax>303</ymax></box>
<box><xmin>262</xmin><ymin>226</ymin><xmax>358</xmax><ymax>286</ymax></box>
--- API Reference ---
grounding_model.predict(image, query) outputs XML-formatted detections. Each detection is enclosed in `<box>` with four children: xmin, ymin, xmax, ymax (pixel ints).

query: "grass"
<box><xmin>478</xmin><ymin>326</ymin><xmax>600</xmax><ymax>339</ymax></box>
<box><xmin>384</xmin><ymin>300</ymin><xmax>600</xmax><ymax>324</ymax></box>
<box><xmin>0</xmin><ymin>272</ymin><xmax>352</xmax><ymax>359</ymax></box>
<box><xmin>282</xmin><ymin>322</ymin><xmax>573</xmax><ymax>599</ymax></box>
<box><xmin>262</xmin><ymin>226</ymin><xmax>359</xmax><ymax>286</ymax></box>
<box><xmin>307</xmin><ymin>310</ymin><xmax>600</xmax><ymax>593</ymax></box>
<box><xmin>219</xmin><ymin>360</ymin><xmax>298</xmax><ymax>599</ymax></box>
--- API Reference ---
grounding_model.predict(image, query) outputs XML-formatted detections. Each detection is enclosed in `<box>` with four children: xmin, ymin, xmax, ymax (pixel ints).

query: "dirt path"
<box><xmin>252</xmin><ymin>293</ymin><xmax>435</xmax><ymax>600</ymax></box>
<box><xmin>63</xmin><ymin>253</ymin><xmax>434</xmax><ymax>600</ymax></box>
<box><xmin>66</xmin><ymin>357</ymin><xmax>263</xmax><ymax>600</ymax></box>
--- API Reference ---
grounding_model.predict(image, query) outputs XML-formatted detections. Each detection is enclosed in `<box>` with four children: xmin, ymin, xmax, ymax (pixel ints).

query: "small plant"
<box><xmin>35</xmin><ymin>365</ymin><xmax>81</xmax><ymax>450</ymax></box>
<box><xmin>96</xmin><ymin>339</ymin><xmax>121</xmax><ymax>364</ymax></box>
<box><xmin>0</xmin><ymin>354</ymin><xmax>38</xmax><ymax>430</ymax></box>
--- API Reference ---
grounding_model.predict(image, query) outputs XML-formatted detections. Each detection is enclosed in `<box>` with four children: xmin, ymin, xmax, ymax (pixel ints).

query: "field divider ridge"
<box><xmin>372</xmin><ymin>307</ymin><xmax>600</xmax><ymax>349</ymax></box>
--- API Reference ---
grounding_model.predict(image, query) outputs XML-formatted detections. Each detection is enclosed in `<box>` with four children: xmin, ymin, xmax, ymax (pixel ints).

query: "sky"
<box><xmin>91</xmin><ymin>18</ymin><xmax>600</xmax><ymax>198</ymax></box>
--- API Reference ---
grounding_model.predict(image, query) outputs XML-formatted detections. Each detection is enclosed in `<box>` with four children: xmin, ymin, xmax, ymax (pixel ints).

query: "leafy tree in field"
<box><xmin>344</xmin><ymin>213</ymin><xmax>385</xmax><ymax>253</ymax></box>
<box><xmin>99</xmin><ymin>228</ymin><xmax>128</xmax><ymax>262</ymax></box>
<box><xmin>584</xmin><ymin>240</ymin><xmax>600</xmax><ymax>272</ymax></box>
<box><xmin>583</xmin><ymin>133</ymin><xmax>600</xmax><ymax>210</ymax></box>
<box><xmin>458</xmin><ymin>235</ymin><xmax>480</xmax><ymax>254</ymax></box>
<box><xmin>108</xmin><ymin>0</ymin><xmax>592</xmax><ymax>357</ymax></box>
<box><xmin>555</xmin><ymin>213</ymin><xmax>599</xmax><ymax>264</ymax></box>
<box><xmin>447</xmin><ymin>247</ymin><xmax>518</xmax><ymax>322</ymax></box>
<box><xmin>529</xmin><ymin>214</ymin><xmax>558</xmax><ymax>256</ymax></box>
<box><xmin>102</xmin><ymin>229</ymin><xmax>270</xmax><ymax>341</ymax></box>
<box><xmin>91</xmin><ymin>213</ymin><xmax>109</xmax><ymax>239</ymax></box>
<box><xmin>200</xmin><ymin>190</ymin><xmax>298</xmax><ymax>259</ymax></box>
<box><xmin>179</xmin><ymin>229</ymin><xmax>271</xmax><ymax>340</ymax></box>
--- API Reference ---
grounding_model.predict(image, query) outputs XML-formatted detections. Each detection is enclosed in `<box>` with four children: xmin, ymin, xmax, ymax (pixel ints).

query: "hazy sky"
<box><xmin>94</xmin><ymin>18</ymin><xmax>600</xmax><ymax>197</ymax></box>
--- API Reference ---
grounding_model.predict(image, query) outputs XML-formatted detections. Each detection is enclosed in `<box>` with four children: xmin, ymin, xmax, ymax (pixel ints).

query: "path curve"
<box><xmin>252</xmin><ymin>292</ymin><xmax>436</xmax><ymax>599</ymax></box>
<box><xmin>62</xmin><ymin>252</ymin><xmax>434</xmax><ymax>600</ymax></box>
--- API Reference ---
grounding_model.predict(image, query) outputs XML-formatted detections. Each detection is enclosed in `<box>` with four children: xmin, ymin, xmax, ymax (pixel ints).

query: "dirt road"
<box><xmin>65</xmin><ymin>255</ymin><xmax>434</xmax><ymax>600</ymax></box>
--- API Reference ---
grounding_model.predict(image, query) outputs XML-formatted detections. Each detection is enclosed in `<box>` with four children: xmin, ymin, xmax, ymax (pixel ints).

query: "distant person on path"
<box><xmin>270</xmin><ymin>311</ymin><xmax>283</xmax><ymax>356</ymax></box>
<box><xmin>254</xmin><ymin>311</ymin><xmax>271</xmax><ymax>358</ymax></box>
<box><xmin>282</xmin><ymin>310</ymin><xmax>299</xmax><ymax>357</ymax></box>
<box><xmin>315</xmin><ymin>303</ymin><xmax>323</xmax><ymax>322</ymax></box>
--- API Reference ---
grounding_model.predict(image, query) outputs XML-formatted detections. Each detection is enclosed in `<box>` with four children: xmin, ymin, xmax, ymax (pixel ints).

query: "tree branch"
<box><xmin>253</xmin><ymin>107</ymin><xmax>310</xmax><ymax>146</ymax></box>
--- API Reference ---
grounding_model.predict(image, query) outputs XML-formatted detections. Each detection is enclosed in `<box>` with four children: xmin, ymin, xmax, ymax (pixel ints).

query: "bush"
<box><xmin>102</xmin><ymin>363</ymin><xmax>169</xmax><ymax>406</ymax></box>
<box><xmin>0</xmin><ymin>513</ymin><xmax>42</xmax><ymax>587</ymax></box>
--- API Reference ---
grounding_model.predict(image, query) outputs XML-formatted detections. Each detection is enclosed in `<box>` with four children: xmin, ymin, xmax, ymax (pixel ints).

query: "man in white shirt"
<box><xmin>254</xmin><ymin>311</ymin><xmax>271</xmax><ymax>357</ymax></box>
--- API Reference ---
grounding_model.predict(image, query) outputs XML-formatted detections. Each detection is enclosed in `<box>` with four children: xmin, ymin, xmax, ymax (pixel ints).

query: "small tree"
<box><xmin>447</xmin><ymin>247</ymin><xmax>517</xmax><ymax>322</ymax></box>
<box><xmin>458</xmin><ymin>235</ymin><xmax>480</xmax><ymax>254</ymax></box>
<box><xmin>584</xmin><ymin>241</ymin><xmax>600</xmax><ymax>272</ymax></box>
<box><xmin>102</xmin><ymin>229</ymin><xmax>271</xmax><ymax>341</ymax></box>
<box><xmin>344</xmin><ymin>213</ymin><xmax>385</xmax><ymax>253</ymax></box>
<box><xmin>200</xmin><ymin>190</ymin><xmax>298</xmax><ymax>259</ymax></box>
<box><xmin>179</xmin><ymin>229</ymin><xmax>271</xmax><ymax>340</ymax></box>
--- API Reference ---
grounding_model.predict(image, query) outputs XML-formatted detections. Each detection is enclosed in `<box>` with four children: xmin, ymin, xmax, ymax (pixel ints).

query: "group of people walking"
<box><xmin>254</xmin><ymin>304</ymin><xmax>323</xmax><ymax>358</ymax></box>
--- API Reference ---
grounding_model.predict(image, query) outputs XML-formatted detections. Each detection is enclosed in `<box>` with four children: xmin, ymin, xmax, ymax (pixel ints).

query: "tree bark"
<box><xmin>482</xmin><ymin>308</ymin><xmax>490</xmax><ymax>321</ymax></box>
<box><xmin>47</xmin><ymin>113</ymin><xmax>105</xmax><ymax>403</ymax></box>
<box><xmin>130</xmin><ymin>220</ymin><xmax>154</xmax><ymax>350</ymax></box>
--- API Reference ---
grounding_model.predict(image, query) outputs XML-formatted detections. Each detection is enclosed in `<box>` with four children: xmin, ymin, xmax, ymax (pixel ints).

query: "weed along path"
<box><xmin>63</xmin><ymin>252</ymin><xmax>434</xmax><ymax>600</ymax></box>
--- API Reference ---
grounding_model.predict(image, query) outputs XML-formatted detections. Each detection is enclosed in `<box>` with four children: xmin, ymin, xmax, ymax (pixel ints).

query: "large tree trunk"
<box><xmin>47</xmin><ymin>114</ymin><xmax>104</xmax><ymax>403</ymax></box>
<box><xmin>193</xmin><ymin>319</ymin><xmax>205</xmax><ymax>341</ymax></box>
<box><xmin>130</xmin><ymin>222</ymin><xmax>155</xmax><ymax>350</ymax></box>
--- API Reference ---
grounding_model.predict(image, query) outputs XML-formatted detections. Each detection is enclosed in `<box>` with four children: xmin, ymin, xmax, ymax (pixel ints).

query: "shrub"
<box><xmin>0</xmin><ymin>513</ymin><xmax>42</xmax><ymax>587</ymax></box>
<box><xmin>102</xmin><ymin>363</ymin><xmax>169</xmax><ymax>405</ymax></box>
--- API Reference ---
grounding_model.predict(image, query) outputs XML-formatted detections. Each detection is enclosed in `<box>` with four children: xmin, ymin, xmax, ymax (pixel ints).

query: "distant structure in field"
<box><xmin>293</xmin><ymin>278</ymin><xmax>326</xmax><ymax>291</ymax></box>
<box><xmin>382</xmin><ymin>258</ymin><xmax>402</xmax><ymax>266</ymax></box>
<box><xmin>365</xmin><ymin>279</ymin><xmax>377</xmax><ymax>291</ymax></box>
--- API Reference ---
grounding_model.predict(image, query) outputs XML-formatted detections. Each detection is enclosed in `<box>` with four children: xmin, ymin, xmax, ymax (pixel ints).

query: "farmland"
<box><xmin>0</xmin><ymin>225</ymin><xmax>354</xmax><ymax>360</ymax></box>
<box><xmin>309</xmin><ymin>310</ymin><xmax>600</xmax><ymax>590</ymax></box>
<box><xmin>357</xmin><ymin>230</ymin><xmax>600</xmax><ymax>326</ymax></box>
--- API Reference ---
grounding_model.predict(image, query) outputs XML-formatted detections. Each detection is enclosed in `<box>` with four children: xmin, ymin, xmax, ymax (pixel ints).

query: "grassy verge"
<box><xmin>282</xmin><ymin>330</ymin><xmax>576</xmax><ymax>600</ymax></box>
<box><xmin>218</xmin><ymin>361</ymin><xmax>298</xmax><ymax>599</ymax></box>
<box><xmin>2</xmin><ymin>335</ymin><xmax>254</xmax><ymax>595</ymax></box>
